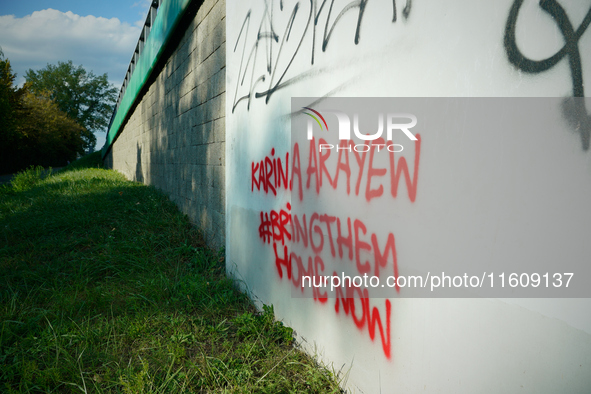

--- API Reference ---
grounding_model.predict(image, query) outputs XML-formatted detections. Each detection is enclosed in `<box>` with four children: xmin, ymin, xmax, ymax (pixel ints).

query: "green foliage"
<box><xmin>59</xmin><ymin>151</ymin><xmax>104</xmax><ymax>172</ymax></box>
<box><xmin>9</xmin><ymin>165</ymin><xmax>46</xmax><ymax>192</ymax></box>
<box><xmin>25</xmin><ymin>60</ymin><xmax>117</xmax><ymax>150</ymax></box>
<box><xmin>0</xmin><ymin>162</ymin><xmax>344</xmax><ymax>393</ymax></box>
<box><xmin>15</xmin><ymin>91</ymin><xmax>85</xmax><ymax>166</ymax></box>
<box><xmin>233</xmin><ymin>305</ymin><xmax>294</xmax><ymax>346</ymax></box>
<box><xmin>0</xmin><ymin>52</ymin><xmax>15</xmax><ymax>133</ymax></box>
<box><xmin>0</xmin><ymin>52</ymin><xmax>88</xmax><ymax>174</ymax></box>
<box><xmin>0</xmin><ymin>50</ymin><xmax>28</xmax><ymax>174</ymax></box>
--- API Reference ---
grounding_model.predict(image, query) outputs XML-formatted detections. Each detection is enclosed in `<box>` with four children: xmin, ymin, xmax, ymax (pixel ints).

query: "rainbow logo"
<box><xmin>302</xmin><ymin>107</ymin><xmax>328</xmax><ymax>131</ymax></box>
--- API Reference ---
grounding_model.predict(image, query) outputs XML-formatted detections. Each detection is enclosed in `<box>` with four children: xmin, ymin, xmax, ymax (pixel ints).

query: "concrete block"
<box><xmin>179</xmin><ymin>111</ymin><xmax>192</xmax><ymax>134</ymax></box>
<box><xmin>178</xmin><ymin>133</ymin><xmax>190</xmax><ymax>153</ymax></box>
<box><xmin>169</xmin><ymin>133</ymin><xmax>177</xmax><ymax>149</ymax></box>
<box><xmin>190</xmin><ymin>163</ymin><xmax>199</xmax><ymax>187</ymax></box>
<box><xmin>178</xmin><ymin>93</ymin><xmax>192</xmax><ymax>115</ymax></box>
<box><xmin>179</xmin><ymin>70</ymin><xmax>195</xmax><ymax>98</ymax></box>
<box><xmin>195</xmin><ymin>0</ymin><xmax>216</xmax><ymax>26</ymax></box>
<box><xmin>194</xmin><ymin>82</ymin><xmax>208</xmax><ymax>106</ymax></box>
<box><xmin>189</xmin><ymin>43</ymin><xmax>199</xmax><ymax>69</ymax></box>
<box><xmin>190</xmin><ymin>124</ymin><xmax>199</xmax><ymax>146</ymax></box>
<box><xmin>216</xmin><ymin>66</ymin><xmax>226</xmax><ymax>94</ymax></box>
<box><xmin>180</xmin><ymin>176</ymin><xmax>187</xmax><ymax>198</ymax></box>
<box><xmin>209</xmin><ymin>0</ymin><xmax>225</xmax><ymax>25</ymax></box>
<box><xmin>106</xmin><ymin>0</ymin><xmax>227</xmax><ymax>250</ymax></box>
<box><xmin>205</xmin><ymin>166</ymin><xmax>215</xmax><ymax>188</ymax></box>
<box><xmin>178</xmin><ymin>40</ymin><xmax>190</xmax><ymax>67</ymax></box>
<box><xmin>212</xmin><ymin>43</ymin><xmax>225</xmax><ymax>73</ymax></box>
<box><xmin>191</xmin><ymin>164</ymin><xmax>201</xmax><ymax>186</ymax></box>
<box><xmin>206</xmin><ymin>142</ymin><xmax>224</xmax><ymax>166</ymax></box>
<box><xmin>208</xmin><ymin>185</ymin><xmax>224</xmax><ymax>214</ymax></box>
<box><xmin>206</xmin><ymin>68</ymin><xmax>224</xmax><ymax>101</ymax></box>
<box><xmin>192</xmin><ymin>121</ymin><xmax>214</xmax><ymax>146</ymax></box>
<box><xmin>171</xmin><ymin>100</ymin><xmax>180</xmax><ymax>119</ymax></box>
<box><xmin>198</xmin><ymin>34</ymin><xmax>215</xmax><ymax>65</ymax></box>
<box><xmin>195</xmin><ymin>145</ymin><xmax>207</xmax><ymax>165</ymax></box>
<box><xmin>200</xmin><ymin>9</ymin><xmax>214</xmax><ymax>37</ymax></box>
<box><xmin>212</xmin><ymin>164</ymin><xmax>225</xmax><ymax>189</ymax></box>
<box><xmin>212</xmin><ymin>19</ymin><xmax>225</xmax><ymax>49</ymax></box>
<box><xmin>210</xmin><ymin>209</ymin><xmax>225</xmax><ymax>246</ymax></box>
<box><xmin>213</xmin><ymin>117</ymin><xmax>225</xmax><ymax>143</ymax></box>
<box><xmin>190</xmin><ymin>104</ymin><xmax>205</xmax><ymax>127</ymax></box>
<box><xmin>187</xmin><ymin>15</ymin><xmax>199</xmax><ymax>36</ymax></box>
<box><xmin>210</xmin><ymin>92</ymin><xmax>225</xmax><ymax>120</ymax></box>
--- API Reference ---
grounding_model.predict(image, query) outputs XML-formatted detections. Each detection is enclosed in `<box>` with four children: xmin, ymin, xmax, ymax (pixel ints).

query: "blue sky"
<box><xmin>0</xmin><ymin>1</ymin><xmax>150</xmax><ymax>25</ymax></box>
<box><xmin>0</xmin><ymin>0</ymin><xmax>153</xmax><ymax>149</ymax></box>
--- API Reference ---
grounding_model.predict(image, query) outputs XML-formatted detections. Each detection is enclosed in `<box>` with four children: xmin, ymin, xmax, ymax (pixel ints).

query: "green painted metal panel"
<box><xmin>102</xmin><ymin>0</ymin><xmax>192</xmax><ymax>157</ymax></box>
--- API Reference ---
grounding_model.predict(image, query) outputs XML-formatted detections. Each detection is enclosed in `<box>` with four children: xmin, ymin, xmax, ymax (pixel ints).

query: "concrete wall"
<box><xmin>104</xmin><ymin>0</ymin><xmax>226</xmax><ymax>248</ymax></box>
<box><xmin>226</xmin><ymin>0</ymin><xmax>591</xmax><ymax>393</ymax></box>
<box><xmin>104</xmin><ymin>0</ymin><xmax>591</xmax><ymax>391</ymax></box>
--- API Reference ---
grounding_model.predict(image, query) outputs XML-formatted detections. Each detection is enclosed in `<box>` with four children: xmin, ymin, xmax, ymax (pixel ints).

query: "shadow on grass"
<box><xmin>1</xmin><ymin>167</ymin><xmax>234</xmax><ymax>317</ymax></box>
<box><xmin>0</xmin><ymin>159</ymin><xmax>343</xmax><ymax>393</ymax></box>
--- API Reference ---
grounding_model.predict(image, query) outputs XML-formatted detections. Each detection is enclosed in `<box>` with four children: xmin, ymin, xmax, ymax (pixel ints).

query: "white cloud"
<box><xmin>0</xmin><ymin>9</ymin><xmax>141</xmax><ymax>88</ymax></box>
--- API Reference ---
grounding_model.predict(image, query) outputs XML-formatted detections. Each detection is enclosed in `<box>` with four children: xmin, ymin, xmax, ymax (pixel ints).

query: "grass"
<box><xmin>0</xmin><ymin>153</ymin><xmax>344</xmax><ymax>393</ymax></box>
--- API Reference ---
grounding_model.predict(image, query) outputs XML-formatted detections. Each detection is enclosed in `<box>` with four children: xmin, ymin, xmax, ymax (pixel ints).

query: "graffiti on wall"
<box><xmin>231</xmin><ymin>0</ymin><xmax>412</xmax><ymax>112</ymax></box>
<box><xmin>504</xmin><ymin>0</ymin><xmax>591</xmax><ymax>150</ymax></box>
<box><xmin>251</xmin><ymin>137</ymin><xmax>421</xmax><ymax>202</ymax></box>
<box><xmin>251</xmin><ymin>134</ymin><xmax>421</xmax><ymax>360</ymax></box>
<box><xmin>233</xmin><ymin>0</ymin><xmax>591</xmax><ymax>363</ymax></box>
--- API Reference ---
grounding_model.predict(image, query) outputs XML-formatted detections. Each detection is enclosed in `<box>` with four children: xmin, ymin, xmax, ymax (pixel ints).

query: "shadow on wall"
<box><xmin>135</xmin><ymin>142</ymin><xmax>143</xmax><ymax>183</ymax></box>
<box><xmin>108</xmin><ymin>0</ymin><xmax>226</xmax><ymax>249</ymax></box>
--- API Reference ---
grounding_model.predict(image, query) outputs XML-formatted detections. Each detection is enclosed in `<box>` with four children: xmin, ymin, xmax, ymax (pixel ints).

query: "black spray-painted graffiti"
<box><xmin>232</xmin><ymin>0</ymin><xmax>412</xmax><ymax>113</ymax></box>
<box><xmin>392</xmin><ymin>0</ymin><xmax>411</xmax><ymax>22</ymax></box>
<box><xmin>504</xmin><ymin>0</ymin><xmax>591</xmax><ymax>150</ymax></box>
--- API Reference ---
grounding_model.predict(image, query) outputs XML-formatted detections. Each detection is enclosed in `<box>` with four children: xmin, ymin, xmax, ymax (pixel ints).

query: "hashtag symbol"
<box><xmin>259</xmin><ymin>211</ymin><xmax>272</xmax><ymax>244</ymax></box>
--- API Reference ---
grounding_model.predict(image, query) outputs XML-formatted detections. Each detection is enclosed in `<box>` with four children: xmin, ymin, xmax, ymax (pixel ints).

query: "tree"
<box><xmin>16</xmin><ymin>91</ymin><xmax>85</xmax><ymax>168</ymax></box>
<box><xmin>0</xmin><ymin>49</ymin><xmax>28</xmax><ymax>173</ymax></box>
<box><xmin>0</xmin><ymin>51</ymin><xmax>86</xmax><ymax>173</ymax></box>
<box><xmin>25</xmin><ymin>61</ymin><xmax>117</xmax><ymax>151</ymax></box>
<box><xmin>0</xmin><ymin>48</ymin><xmax>21</xmax><ymax>140</ymax></box>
